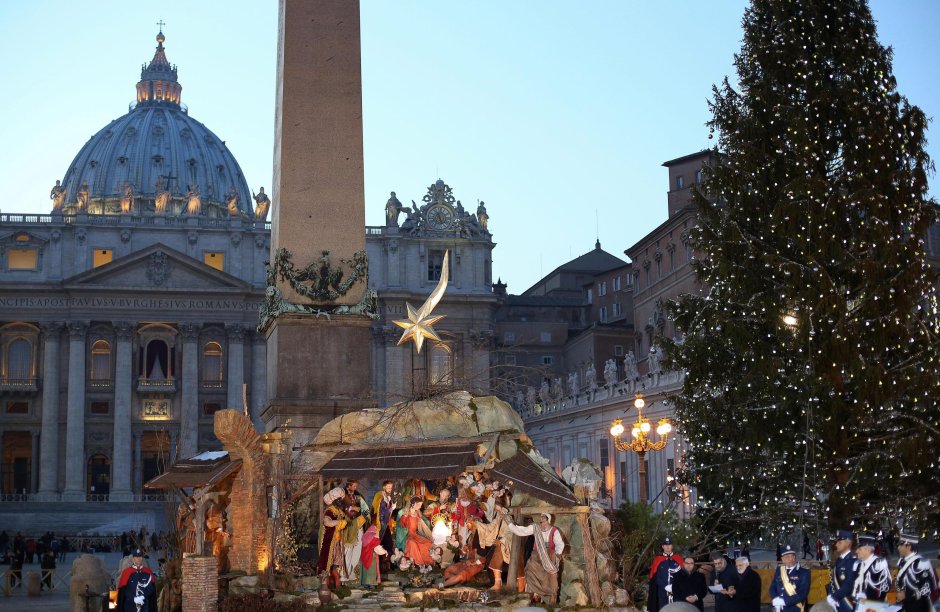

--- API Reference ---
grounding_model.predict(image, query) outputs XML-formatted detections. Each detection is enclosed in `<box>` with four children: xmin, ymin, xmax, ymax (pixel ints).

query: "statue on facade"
<box><xmin>120</xmin><ymin>182</ymin><xmax>135</xmax><ymax>213</ymax></box>
<box><xmin>385</xmin><ymin>191</ymin><xmax>403</xmax><ymax>227</ymax></box>
<box><xmin>552</xmin><ymin>376</ymin><xmax>565</xmax><ymax>401</ymax></box>
<box><xmin>154</xmin><ymin>176</ymin><xmax>171</xmax><ymax>215</ymax></box>
<box><xmin>567</xmin><ymin>371</ymin><xmax>579</xmax><ymax>397</ymax></box>
<box><xmin>185</xmin><ymin>184</ymin><xmax>201</xmax><ymax>215</ymax></box>
<box><xmin>476</xmin><ymin>201</ymin><xmax>489</xmax><ymax>230</ymax></box>
<box><xmin>514</xmin><ymin>389</ymin><xmax>525</xmax><ymax>411</ymax></box>
<box><xmin>623</xmin><ymin>351</ymin><xmax>639</xmax><ymax>380</ymax></box>
<box><xmin>225</xmin><ymin>186</ymin><xmax>241</xmax><ymax>216</ymax></box>
<box><xmin>647</xmin><ymin>345</ymin><xmax>661</xmax><ymax>375</ymax></box>
<box><xmin>76</xmin><ymin>181</ymin><xmax>90</xmax><ymax>211</ymax></box>
<box><xmin>538</xmin><ymin>379</ymin><xmax>551</xmax><ymax>405</ymax></box>
<box><xmin>253</xmin><ymin>187</ymin><xmax>270</xmax><ymax>220</ymax></box>
<box><xmin>603</xmin><ymin>358</ymin><xmax>618</xmax><ymax>387</ymax></box>
<box><xmin>584</xmin><ymin>361</ymin><xmax>597</xmax><ymax>391</ymax></box>
<box><xmin>401</xmin><ymin>201</ymin><xmax>420</xmax><ymax>233</ymax></box>
<box><xmin>526</xmin><ymin>386</ymin><xmax>537</xmax><ymax>409</ymax></box>
<box><xmin>50</xmin><ymin>180</ymin><xmax>67</xmax><ymax>211</ymax></box>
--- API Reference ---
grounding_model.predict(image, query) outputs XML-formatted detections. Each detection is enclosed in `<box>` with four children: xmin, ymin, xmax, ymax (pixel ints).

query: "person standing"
<box><xmin>712</xmin><ymin>551</ymin><xmax>741</xmax><ymax>612</ymax></box>
<box><xmin>506</xmin><ymin>512</ymin><xmax>565</xmax><ymax>606</ymax></box>
<box><xmin>673</xmin><ymin>556</ymin><xmax>708</xmax><ymax>612</ymax></box>
<box><xmin>371</xmin><ymin>480</ymin><xmax>398</xmax><ymax>571</ymax></box>
<box><xmin>9</xmin><ymin>546</ymin><xmax>24</xmax><ymax>588</ymax></box>
<box><xmin>803</xmin><ymin>534</ymin><xmax>812</xmax><ymax>560</ymax></box>
<box><xmin>827</xmin><ymin>530</ymin><xmax>859</xmax><ymax>612</ymax></box>
<box><xmin>40</xmin><ymin>549</ymin><xmax>56</xmax><ymax>591</ymax></box>
<box><xmin>116</xmin><ymin>549</ymin><xmax>156</xmax><ymax>612</ymax></box>
<box><xmin>895</xmin><ymin>533</ymin><xmax>938</xmax><ymax>612</ymax></box>
<box><xmin>648</xmin><ymin>537</ymin><xmax>684</xmax><ymax>612</ymax></box>
<box><xmin>851</xmin><ymin>533</ymin><xmax>890</xmax><ymax>605</ymax></box>
<box><xmin>733</xmin><ymin>556</ymin><xmax>762</xmax><ymax>612</ymax></box>
<box><xmin>770</xmin><ymin>544</ymin><xmax>811</xmax><ymax>612</ymax></box>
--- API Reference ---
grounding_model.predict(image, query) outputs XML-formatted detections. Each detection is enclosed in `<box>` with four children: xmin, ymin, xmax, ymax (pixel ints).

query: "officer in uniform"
<box><xmin>649</xmin><ymin>536</ymin><xmax>684</xmax><ymax>612</ymax></box>
<box><xmin>116</xmin><ymin>548</ymin><xmax>156</xmax><ymax>612</ymax></box>
<box><xmin>851</xmin><ymin>533</ymin><xmax>891</xmax><ymax>606</ymax></box>
<box><xmin>895</xmin><ymin>533</ymin><xmax>938</xmax><ymax>612</ymax></box>
<box><xmin>770</xmin><ymin>544</ymin><xmax>811</xmax><ymax>612</ymax></box>
<box><xmin>826</xmin><ymin>530</ymin><xmax>858</xmax><ymax>612</ymax></box>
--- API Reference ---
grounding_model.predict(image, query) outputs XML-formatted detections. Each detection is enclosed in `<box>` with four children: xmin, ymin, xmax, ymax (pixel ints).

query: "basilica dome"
<box><xmin>57</xmin><ymin>31</ymin><xmax>255</xmax><ymax>216</ymax></box>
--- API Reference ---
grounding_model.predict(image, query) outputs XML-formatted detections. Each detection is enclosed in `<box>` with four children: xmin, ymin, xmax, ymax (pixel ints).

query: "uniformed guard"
<box><xmin>826</xmin><ymin>529</ymin><xmax>858</xmax><ymax>612</ymax></box>
<box><xmin>895</xmin><ymin>533</ymin><xmax>939</xmax><ymax>612</ymax></box>
<box><xmin>770</xmin><ymin>544</ymin><xmax>811</xmax><ymax>612</ymax></box>
<box><xmin>649</xmin><ymin>536</ymin><xmax>684</xmax><ymax>612</ymax></box>
<box><xmin>851</xmin><ymin>533</ymin><xmax>891</xmax><ymax>606</ymax></box>
<box><xmin>116</xmin><ymin>548</ymin><xmax>156</xmax><ymax>612</ymax></box>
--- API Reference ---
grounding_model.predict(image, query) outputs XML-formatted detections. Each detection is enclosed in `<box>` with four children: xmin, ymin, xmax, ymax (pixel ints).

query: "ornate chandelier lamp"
<box><xmin>609</xmin><ymin>393</ymin><xmax>674</xmax><ymax>459</ymax></box>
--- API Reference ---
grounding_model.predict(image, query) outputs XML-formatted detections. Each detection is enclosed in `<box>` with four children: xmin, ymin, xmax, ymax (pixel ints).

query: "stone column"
<box><xmin>226</xmin><ymin>325</ymin><xmax>245</xmax><ymax>412</ymax></box>
<box><xmin>30</xmin><ymin>432</ymin><xmax>39</xmax><ymax>494</ymax></box>
<box><xmin>37</xmin><ymin>323</ymin><xmax>62</xmax><ymax>499</ymax></box>
<box><xmin>109</xmin><ymin>322</ymin><xmax>134</xmax><ymax>502</ymax></box>
<box><xmin>250</xmin><ymin>332</ymin><xmax>266</xmax><ymax>432</ymax></box>
<box><xmin>62</xmin><ymin>321</ymin><xmax>88</xmax><ymax>501</ymax></box>
<box><xmin>179</xmin><ymin>323</ymin><xmax>200</xmax><ymax>459</ymax></box>
<box><xmin>133</xmin><ymin>431</ymin><xmax>142</xmax><ymax>494</ymax></box>
<box><xmin>169</xmin><ymin>429</ymin><xmax>178</xmax><ymax>463</ymax></box>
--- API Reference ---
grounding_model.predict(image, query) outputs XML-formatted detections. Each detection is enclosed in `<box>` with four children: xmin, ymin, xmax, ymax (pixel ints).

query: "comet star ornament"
<box><xmin>394</xmin><ymin>250</ymin><xmax>449</xmax><ymax>353</ymax></box>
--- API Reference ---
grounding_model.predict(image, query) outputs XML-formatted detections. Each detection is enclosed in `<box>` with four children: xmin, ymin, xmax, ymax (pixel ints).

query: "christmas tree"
<box><xmin>662</xmin><ymin>0</ymin><xmax>940</xmax><ymax>537</ymax></box>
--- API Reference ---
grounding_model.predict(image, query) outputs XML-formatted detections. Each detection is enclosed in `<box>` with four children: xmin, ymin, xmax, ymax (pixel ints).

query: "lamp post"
<box><xmin>610</xmin><ymin>393</ymin><xmax>674</xmax><ymax>504</ymax></box>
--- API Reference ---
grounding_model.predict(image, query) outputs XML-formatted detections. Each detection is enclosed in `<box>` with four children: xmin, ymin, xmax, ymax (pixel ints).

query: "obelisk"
<box><xmin>262</xmin><ymin>0</ymin><xmax>373</xmax><ymax>435</ymax></box>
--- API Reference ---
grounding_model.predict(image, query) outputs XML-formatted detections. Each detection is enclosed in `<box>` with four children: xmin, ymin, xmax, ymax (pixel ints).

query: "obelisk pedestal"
<box><xmin>261</xmin><ymin>0</ymin><xmax>374</xmax><ymax>436</ymax></box>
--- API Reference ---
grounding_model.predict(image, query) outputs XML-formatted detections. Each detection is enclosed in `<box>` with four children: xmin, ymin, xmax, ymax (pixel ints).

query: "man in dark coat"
<box><xmin>673</xmin><ymin>555</ymin><xmax>708</xmax><ymax>612</ymax></box>
<box><xmin>895</xmin><ymin>533</ymin><xmax>939</xmax><ymax>612</ymax></box>
<box><xmin>711</xmin><ymin>551</ymin><xmax>740</xmax><ymax>612</ymax></box>
<box><xmin>733</xmin><ymin>556</ymin><xmax>762</xmax><ymax>612</ymax></box>
<box><xmin>116</xmin><ymin>549</ymin><xmax>156</xmax><ymax>612</ymax></box>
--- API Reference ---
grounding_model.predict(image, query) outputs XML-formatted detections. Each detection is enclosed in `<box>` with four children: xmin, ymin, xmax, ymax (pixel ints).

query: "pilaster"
<box><xmin>180</xmin><ymin>323</ymin><xmax>200</xmax><ymax>459</ymax></box>
<box><xmin>62</xmin><ymin>320</ymin><xmax>88</xmax><ymax>501</ymax></box>
<box><xmin>226</xmin><ymin>324</ymin><xmax>245</xmax><ymax>412</ymax></box>
<box><xmin>110</xmin><ymin>321</ymin><xmax>135</xmax><ymax>501</ymax></box>
<box><xmin>37</xmin><ymin>322</ymin><xmax>62</xmax><ymax>498</ymax></box>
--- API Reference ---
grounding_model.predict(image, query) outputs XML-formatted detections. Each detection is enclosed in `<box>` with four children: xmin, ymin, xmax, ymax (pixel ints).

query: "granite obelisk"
<box><xmin>261</xmin><ymin>0</ymin><xmax>374</xmax><ymax>434</ymax></box>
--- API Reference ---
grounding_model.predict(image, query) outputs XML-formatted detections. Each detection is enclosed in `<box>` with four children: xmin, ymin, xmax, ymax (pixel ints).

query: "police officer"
<box><xmin>649</xmin><ymin>536</ymin><xmax>684</xmax><ymax>612</ymax></box>
<box><xmin>851</xmin><ymin>533</ymin><xmax>890</xmax><ymax>605</ymax></box>
<box><xmin>116</xmin><ymin>548</ymin><xmax>156</xmax><ymax>612</ymax></box>
<box><xmin>895</xmin><ymin>533</ymin><xmax>938</xmax><ymax>612</ymax></box>
<box><xmin>826</xmin><ymin>530</ymin><xmax>858</xmax><ymax>612</ymax></box>
<box><xmin>770</xmin><ymin>544</ymin><xmax>811</xmax><ymax>612</ymax></box>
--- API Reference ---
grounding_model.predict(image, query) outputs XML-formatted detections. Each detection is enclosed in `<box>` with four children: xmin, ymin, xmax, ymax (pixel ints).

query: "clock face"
<box><xmin>426</xmin><ymin>204</ymin><xmax>455</xmax><ymax>230</ymax></box>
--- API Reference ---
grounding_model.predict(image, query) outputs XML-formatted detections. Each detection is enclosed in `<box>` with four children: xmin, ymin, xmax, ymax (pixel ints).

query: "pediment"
<box><xmin>63</xmin><ymin>243</ymin><xmax>252</xmax><ymax>291</ymax></box>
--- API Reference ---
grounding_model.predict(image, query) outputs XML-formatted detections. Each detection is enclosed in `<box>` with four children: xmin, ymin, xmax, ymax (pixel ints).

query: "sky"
<box><xmin>1</xmin><ymin>1</ymin><xmax>938</xmax><ymax>292</ymax></box>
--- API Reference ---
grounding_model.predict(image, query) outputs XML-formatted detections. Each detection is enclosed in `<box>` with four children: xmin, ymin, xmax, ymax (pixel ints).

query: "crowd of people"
<box><xmin>316</xmin><ymin>472</ymin><xmax>566</xmax><ymax>605</ymax></box>
<box><xmin>648</xmin><ymin>530</ymin><xmax>939</xmax><ymax>612</ymax></box>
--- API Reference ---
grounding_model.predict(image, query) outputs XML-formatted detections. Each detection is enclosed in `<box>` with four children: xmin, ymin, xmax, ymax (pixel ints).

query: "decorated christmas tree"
<box><xmin>662</xmin><ymin>0</ymin><xmax>940</xmax><ymax>537</ymax></box>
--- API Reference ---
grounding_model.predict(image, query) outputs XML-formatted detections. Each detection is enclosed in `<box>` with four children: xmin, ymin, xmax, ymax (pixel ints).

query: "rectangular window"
<box><xmin>7</xmin><ymin>249</ymin><xmax>38</xmax><ymax>270</ymax></box>
<box><xmin>503</xmin><ymin>331</ymin><xmax>515</xmax><ymax>343</ymax></box>
<box><xmin>599</xmin><ymin>307</ymin><xmax>607</xmax><ymax>323</ymax></box>
<box><xmin>204</xmin><ymin>252</ymin><xmax>224</xmax><ymax>271</ymax></box>
<box><xmin>612</xmin><ymin>303</ymin><xmax>622</xmax><ymax>317</ymax></box>
<box><xmin>656</xmin><ymin>259</ymin><xmax>662</xmax><ymax>279</ymax></box>
<box><xmin>625</xmin><ymin>274</ymin><xmax>634</xmax><ymax>288</ymax></box>
<box><xmin>614</xmin><ymin>345</ymin><xmax>624</xmax><ymax>357</ymax></box>
<box><xmin>695</xmin><ymin>169</ymin><xmax>703</xmax><ymax>184</ymax></box>
<box><xmin>613</xmin><ymin>276</ymin><xmax>621</xmax><ymax>292</ymax></box>
<box><xmin>542</xmin><ymin>356</ymin><xmax>553</xmax><ymax>366</ymax></box>
<box><xmin>203</xmin><ymin>402</ymin><xmax>223</xmax><ymax>417</ymax></box>
<box><xmin>427</xmin><ymin>250</ymin><xmax>450</xmax><ymax>282</ymax></box>
<box><xmin>93</xmin><ymin>249</ymin><xmax>113</xmax><ymax>268</ymax></box>
<box><xmin>6</xmin><ymin>401</ymin><xmax>28</xmax><ymax>414</ymax></box>
<box><xmin>90</xmin><ymin>401</ymin><xmax>110</xmax><ymax>415</ymax></box>
<box><xmin>540</xmin><ymin>332</ymin><xmax>551</xmax><ymax>343</ymax></box>
<box><xmin>676</xmin><ymin>176</ymin><xmax>685</xmax><ymax>189</ymax></box>
<box><xmin>620</xmin><ymin>460</ymin><xmax>627</xmax><ymax>500</ymax></box>
<box><xmin>586</xmin><ymin>288</ymin><xmax>592</xmax><ymax>305</ymax></box>
<box><xmin>645</xmin><ymin>267</ymin><xmax>650</xmax><ymax>287</ymax></box>
<box><xmin>670</xmin><ymin>250</ymin><xmax>676</xmax><ymax>272</ymax></box>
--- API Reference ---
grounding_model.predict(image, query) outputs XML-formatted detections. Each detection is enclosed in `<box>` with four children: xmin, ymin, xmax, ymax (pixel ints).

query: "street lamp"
<box><xmin>610</xmin><ymin>393</ymin><xmax>674</xmax><ymax>503</ymax></box>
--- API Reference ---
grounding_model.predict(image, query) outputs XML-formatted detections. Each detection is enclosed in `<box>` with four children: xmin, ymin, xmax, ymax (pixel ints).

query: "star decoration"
<box><xmin>394</xmin><ymin>250</ymin><xmax>449</xmax><ymax>353</ymax></box>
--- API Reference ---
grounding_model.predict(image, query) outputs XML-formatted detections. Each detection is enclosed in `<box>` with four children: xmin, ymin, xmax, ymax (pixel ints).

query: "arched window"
<box><xmin>202</xmin><ymin>342</ymin><xmax>223</xmax><ymax>386</ymax></box>
<box><xmin>145</xmin><ymin>339</ymin><xmax>170</xmax><ymax>380</ymax></box>
<box><xmin>90</xmin><ymin>340</ymin><xmax>112</xmax><ymax>381</ymax></box>
<box><xmin>7</xmin><ymin>339</ymin><xmax>31</xmax><ymax>380</ymax></box>
<box><xmin>428</xmin><ymin>343</ymin><xmax>453</xmax><ymax>387</ymax></box>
